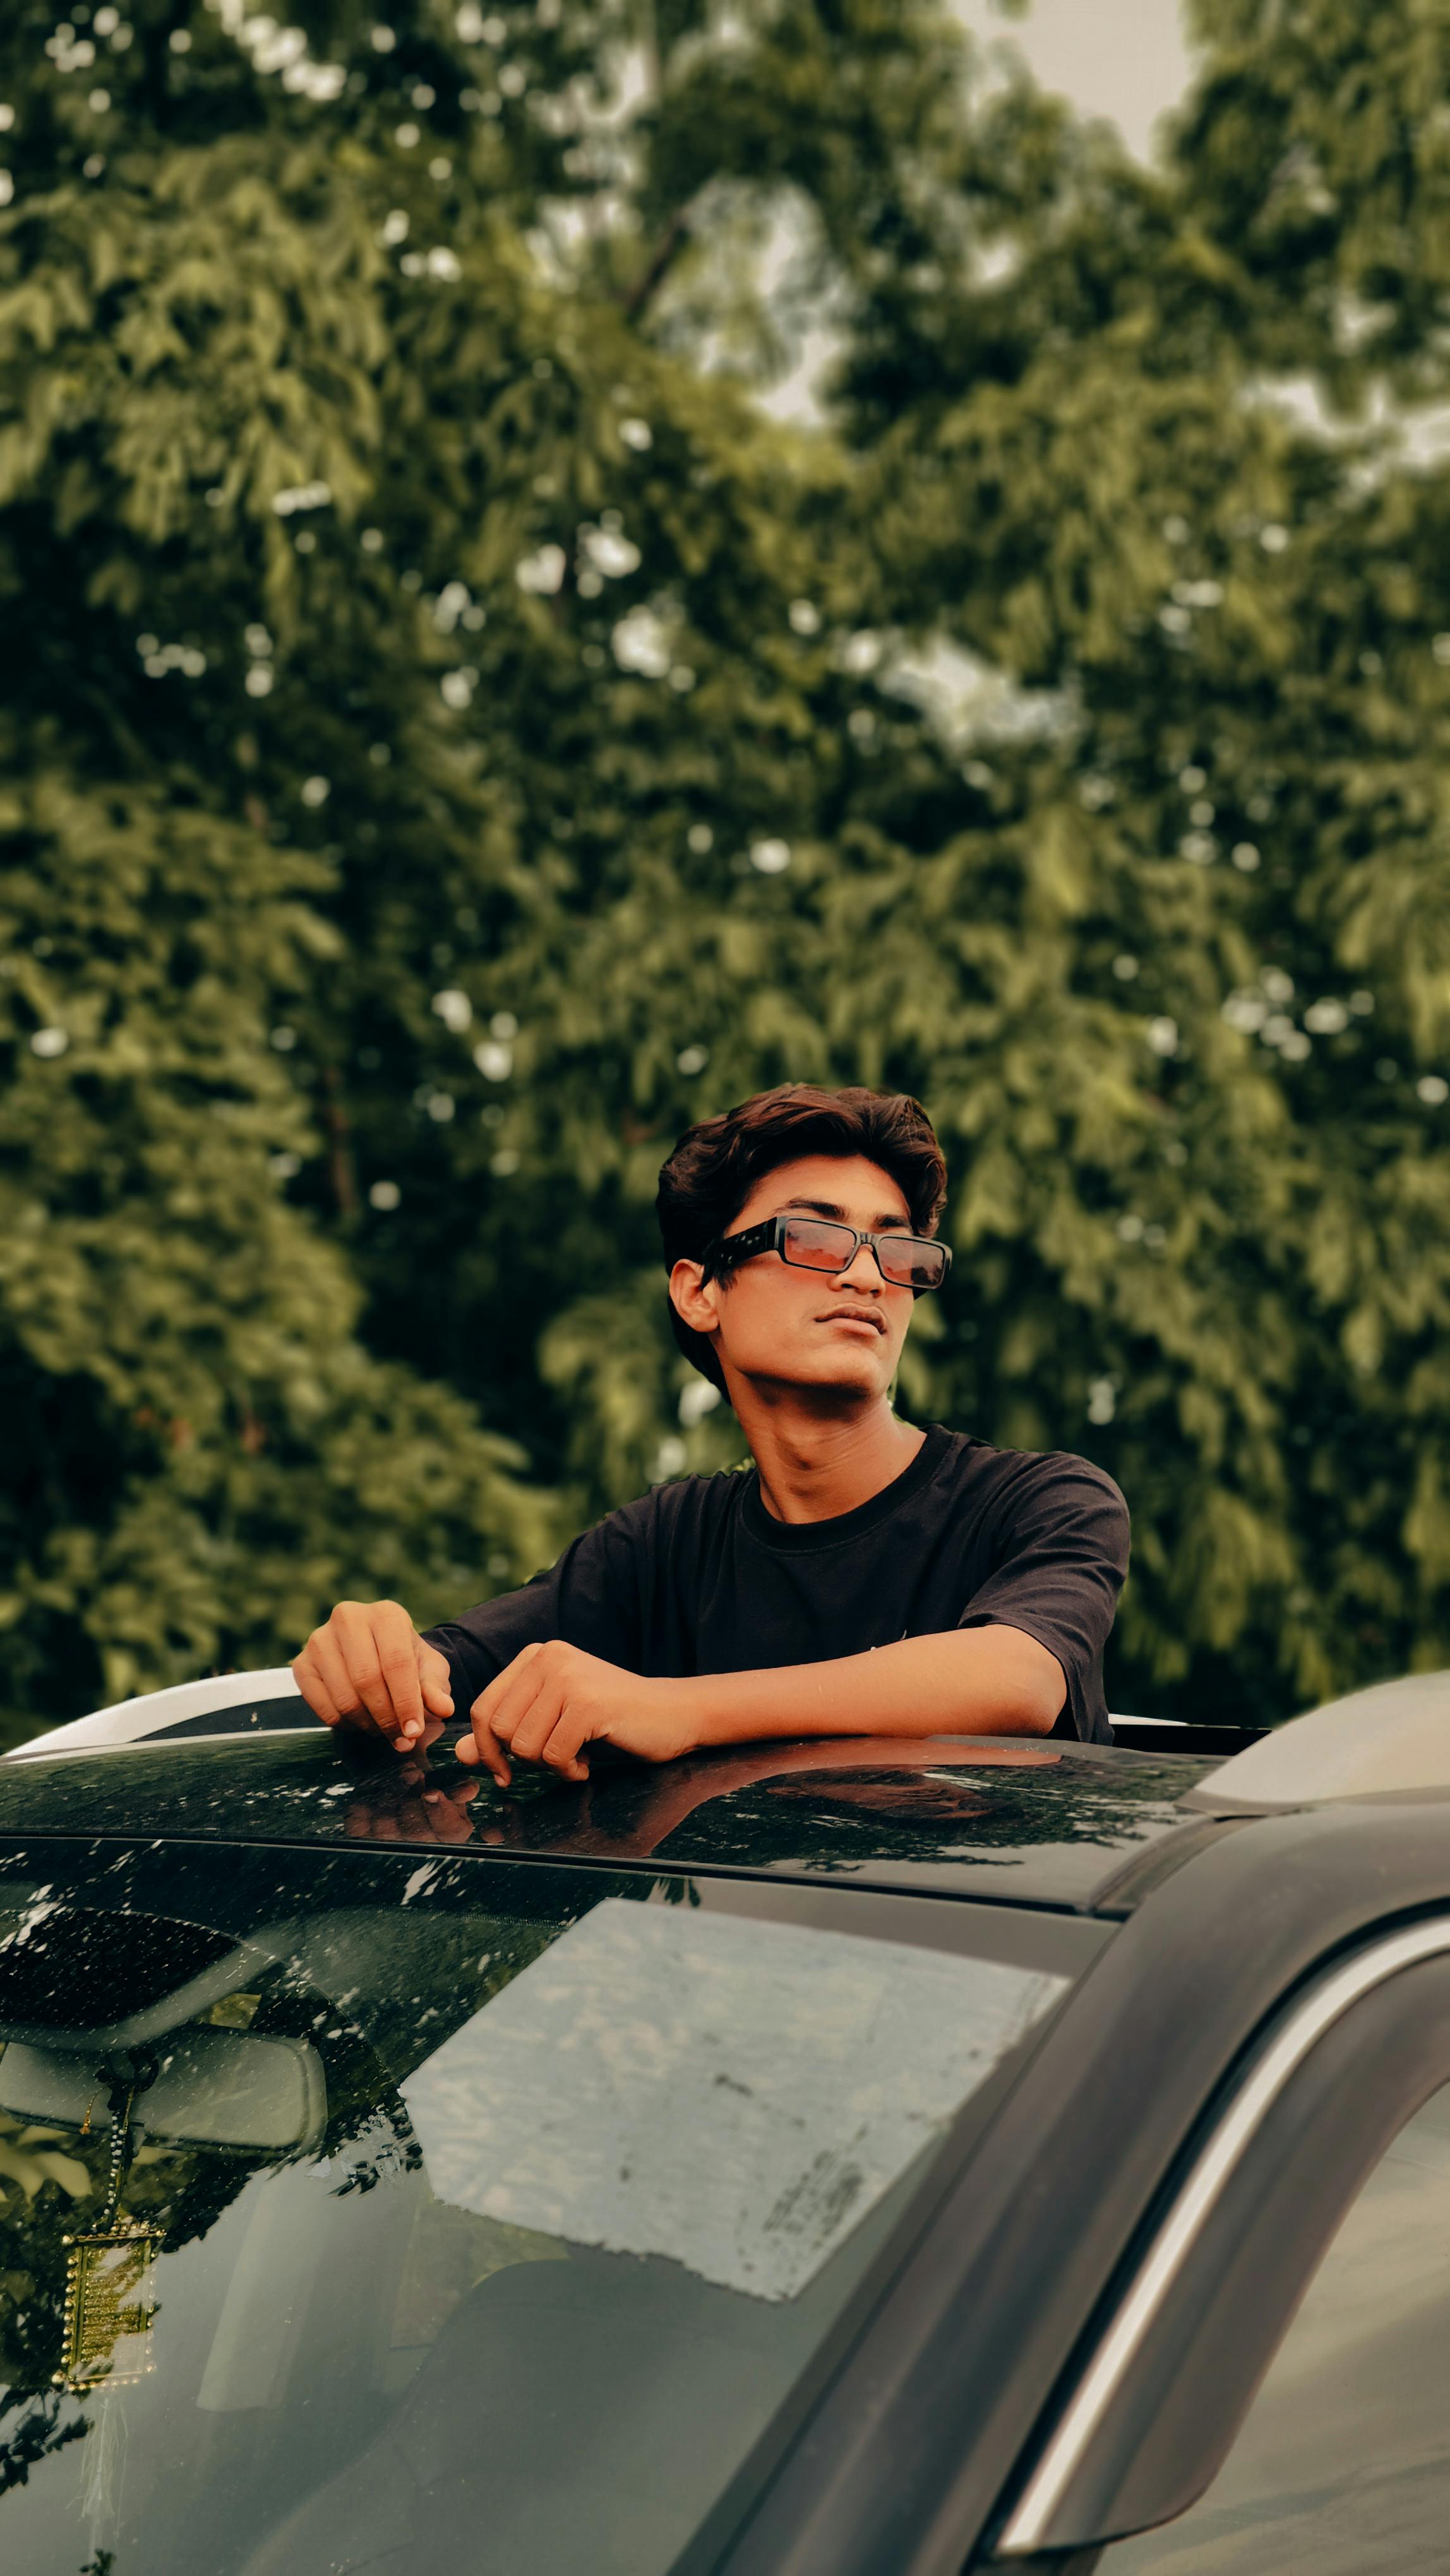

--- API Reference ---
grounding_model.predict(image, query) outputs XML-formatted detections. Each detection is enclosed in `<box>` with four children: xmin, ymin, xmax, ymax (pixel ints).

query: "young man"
<box><xmin>294</xmin><ymin>1085</ymin><xmax>1129</xmax><ymax>1785</ymax></box>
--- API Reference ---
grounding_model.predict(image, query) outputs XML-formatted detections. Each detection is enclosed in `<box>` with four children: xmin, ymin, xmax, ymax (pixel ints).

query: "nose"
<box><xmin>832</xmin><ymin>1237</ymin><xmax>884</xmax><ymax>1292</ymax></box>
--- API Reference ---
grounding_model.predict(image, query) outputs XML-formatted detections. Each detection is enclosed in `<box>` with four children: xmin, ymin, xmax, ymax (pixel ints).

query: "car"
<box><xmin>0</xmin><ymin>1667</ymin><xmax>1447</xmax><ymax>2576</ymax></box>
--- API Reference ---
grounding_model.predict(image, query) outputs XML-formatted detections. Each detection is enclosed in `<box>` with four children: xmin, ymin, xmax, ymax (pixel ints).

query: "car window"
<box><xmin>1096</xmin><ymin>2080</ymin><xmax>1450</xmax><ymax>2573</ymax></box>
<box><xmin>0</xmin><ymin>1839</ymin><xmax>1080</xmax><ymax>2576</ymax></box>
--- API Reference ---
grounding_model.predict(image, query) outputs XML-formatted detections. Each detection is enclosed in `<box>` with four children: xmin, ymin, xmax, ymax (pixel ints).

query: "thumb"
<box><xmin>418</xmin><ymin>1640</ymin><xmax>455</xmax><ymax>1718</ymax></box>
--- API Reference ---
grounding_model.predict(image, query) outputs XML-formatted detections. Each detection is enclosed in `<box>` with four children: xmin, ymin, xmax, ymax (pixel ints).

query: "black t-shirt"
<box><xmin>426</xmin><ymin>1426</ymin><xmax>1130</xmax><ymax>1744</ymax></box>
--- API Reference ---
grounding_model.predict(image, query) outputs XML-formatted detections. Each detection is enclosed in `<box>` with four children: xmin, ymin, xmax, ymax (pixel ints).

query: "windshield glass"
<box><xmin>0</xmin><ymin>1837</ymin><xmax>1080</xmax><ymax>2576</ymax></box>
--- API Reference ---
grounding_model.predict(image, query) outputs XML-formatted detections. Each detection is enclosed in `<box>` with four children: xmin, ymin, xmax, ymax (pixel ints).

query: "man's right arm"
<box><xmin>292</xmin><ymin>1505</ymin><xmax>650</xmax><ymax>1765</ymax></box>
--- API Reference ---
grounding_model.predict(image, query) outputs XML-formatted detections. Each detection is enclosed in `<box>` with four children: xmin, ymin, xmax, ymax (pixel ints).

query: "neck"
<box><xmin>731</xmin><ymin>1386</ymin><xmax>926</xmax><ymax>1525</ymax></box>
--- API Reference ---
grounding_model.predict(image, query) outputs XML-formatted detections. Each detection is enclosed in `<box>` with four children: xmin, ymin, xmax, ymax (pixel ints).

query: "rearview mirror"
<box><xmin>0</xmin><ymin>2028</ymin><xmax>327</xmax><ymax>2153</ymax></box>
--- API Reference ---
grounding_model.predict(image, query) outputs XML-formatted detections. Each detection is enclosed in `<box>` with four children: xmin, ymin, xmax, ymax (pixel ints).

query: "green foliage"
<box><xmin>0</xmin><ymin>716</ymin><xmax>548</xmax><ymax>1724</ymax></box>
<box><xmin>827</xmin><ymin>1</ymin><xmax>1450</xmax><ymax>1714</ymax></box>
<box><xmin>3</xmin><ymin>0</ymin><xmax>1449</xmax><ymax>1728</ymax></box>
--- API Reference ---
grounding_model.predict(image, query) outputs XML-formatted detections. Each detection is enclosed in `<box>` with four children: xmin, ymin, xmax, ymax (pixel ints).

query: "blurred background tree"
<box><xmin>1</xmin><ymin>0</ymin><xmax>1446</xmax><ymax>1732</ymax></box>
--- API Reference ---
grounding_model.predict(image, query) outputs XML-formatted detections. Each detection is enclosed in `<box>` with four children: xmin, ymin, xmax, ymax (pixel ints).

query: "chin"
<box><xmin>727</xmin><ymin>1340</ymin><xmax>893</xmax><ymax>1400</ymax></box>
<box><xmin>791</xmin><ymin>1354</ymin><xmax>890</xmax><ymax>1397</ymax></box>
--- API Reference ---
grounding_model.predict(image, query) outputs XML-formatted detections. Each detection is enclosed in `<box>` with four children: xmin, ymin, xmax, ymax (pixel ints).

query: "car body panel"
<box><xmin>4</xmin><ymin>1666</ymin><xmax>305</xmax><ymax>1756</ymax></box>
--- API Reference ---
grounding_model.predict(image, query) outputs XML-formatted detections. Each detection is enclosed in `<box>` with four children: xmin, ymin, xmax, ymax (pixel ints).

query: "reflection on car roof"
<box><xmin>0</xmin><ymin>1729</ymin><xmax>1216</xmax><ymax>1912</ymax></box>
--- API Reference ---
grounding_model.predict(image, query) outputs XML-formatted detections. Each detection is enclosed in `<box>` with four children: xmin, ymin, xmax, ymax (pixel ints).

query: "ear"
<box><xmin>669</xmin><ymin>1258</ymin><xmax>721</xmax><ymax>1337</ymax></box>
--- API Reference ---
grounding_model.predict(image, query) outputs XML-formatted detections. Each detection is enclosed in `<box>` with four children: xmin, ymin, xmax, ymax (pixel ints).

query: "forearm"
<box><xmin>455</xmin><ymin>1625</ymin><xmax>1067</xmax><ymax>1784</ymax></box>
<box><xmin>678</xmin><ymin>1625</ymin><xmax>1065</xmax><ymax>1750</ymax></box>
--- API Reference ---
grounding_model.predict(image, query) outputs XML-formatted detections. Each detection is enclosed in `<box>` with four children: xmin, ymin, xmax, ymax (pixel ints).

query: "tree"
<box><xmin>0</xmin><ymin>0</ymin><xmax>960</xmax><ymax>1717</ymax></box>
<box><xmin>456</xmin><ymin>0</ymin><xmax>1450</xmax><ymax>1720</ymax></box>
<box><xmin>4</xmin><ymin>0</ymin><xmax>1449</xmax><ymax>1731</ymax></box>
<box><xmin>0</xmin><ymin>763</ymin><xmax>550</xmax><ymax>1732</ymax></box>
<box><xmin>827</xmin><ymin>0</ymin><xmax>1450</xmax><ymax>1714</ymax></box>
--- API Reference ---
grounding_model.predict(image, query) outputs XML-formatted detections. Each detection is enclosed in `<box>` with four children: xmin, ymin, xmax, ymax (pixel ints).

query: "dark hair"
<box><xmin>656</xmin><ymin>1084</ymin><xmax>949</xmax><ymax>1392</ymax></box>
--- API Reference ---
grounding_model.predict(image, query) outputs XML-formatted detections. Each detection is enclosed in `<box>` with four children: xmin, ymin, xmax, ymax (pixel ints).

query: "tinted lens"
<box><xmin>875</xmin><ymin>1236</ymin><xmax>948</xmax><ymax>1290</ymax></box>
<box><xmin>779</xmin><ymin>1217</ymin><xmax>861</xmax><ymax>1272</ymax></box>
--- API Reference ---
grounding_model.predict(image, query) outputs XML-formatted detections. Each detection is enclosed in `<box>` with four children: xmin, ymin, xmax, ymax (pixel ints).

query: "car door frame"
<box><xmin>990</xmin><ymin>1925</ymin><xmax>1450</xmax><ymax>2560</ymax></box>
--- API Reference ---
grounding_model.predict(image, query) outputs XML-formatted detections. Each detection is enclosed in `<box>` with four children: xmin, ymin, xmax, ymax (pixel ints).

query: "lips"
<box><xmin>817</xmin><ymin>1306</ymin><xmax>886</xmax><ymax>1335</ymax></box>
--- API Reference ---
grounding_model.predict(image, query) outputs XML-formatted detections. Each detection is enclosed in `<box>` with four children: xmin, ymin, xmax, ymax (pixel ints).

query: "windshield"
<box><xmin>0</xmin><ymin>1837</ymin><xmax>1081</xmax><ymax>2576</ymax></box>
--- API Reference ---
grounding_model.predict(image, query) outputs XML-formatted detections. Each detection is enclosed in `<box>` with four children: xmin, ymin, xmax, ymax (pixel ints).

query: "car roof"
<box><xmin>13</xmin><ymin>1659</ymin><xmax>1450</xmax><ymax>1911</ymax></box>
<box><xmin>0</xmin><ymin>1722</ymin><xmax>1218</xmax><ymax>1911</ymax></box>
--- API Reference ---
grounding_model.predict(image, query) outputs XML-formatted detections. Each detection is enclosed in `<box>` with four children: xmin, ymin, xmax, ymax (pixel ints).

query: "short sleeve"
<box><xmin>958</xmin><ymin>1454</ymin><xmax>1130</xmax><ymax>1742</ymax></box>
<box><xmin>424</xmin><ymin>1506</ymin><xmax>648</xmax><ymax>1712</ymax></box>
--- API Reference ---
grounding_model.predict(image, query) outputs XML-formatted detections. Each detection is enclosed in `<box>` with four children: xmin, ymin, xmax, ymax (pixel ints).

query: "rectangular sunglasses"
<box><xmin>705</xmin><ymin>1213</ymin><xmax>951</xmax><ymax>1293</ymax></box>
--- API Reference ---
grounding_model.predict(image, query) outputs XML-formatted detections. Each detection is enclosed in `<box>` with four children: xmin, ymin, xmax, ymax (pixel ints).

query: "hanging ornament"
<box><xmin>55</xmin><ymin>2082</ymin><xmax>163</xmax><ymax>2392</ymax></box>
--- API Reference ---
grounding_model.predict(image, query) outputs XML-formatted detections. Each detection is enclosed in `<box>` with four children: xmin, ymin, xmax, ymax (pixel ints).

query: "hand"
<box><xmin>455</xmin><ymin>1642</ymin><xmax>700</xmax><ymax>1786</ymax></box>
<box><xmin>292</xmin><ymin>1599</ymin><xmax>455</xmax><ymax>1752</ymax></box>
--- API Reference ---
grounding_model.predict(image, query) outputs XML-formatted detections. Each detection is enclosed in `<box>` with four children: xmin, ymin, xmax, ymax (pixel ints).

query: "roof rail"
<box><xmin>6</xmin><ymin>1667</ymin><xmax>311</xmax><ymax>1760</ymax></box>
<box><xmin>1184</xmin><ymin>1669</ymin><xmax>1450</xmax><ymax>1813</ymax></box>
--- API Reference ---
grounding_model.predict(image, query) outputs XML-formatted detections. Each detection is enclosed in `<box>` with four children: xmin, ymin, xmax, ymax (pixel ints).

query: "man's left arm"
<box><xmin>455</xmin><ymin>1621</ymin><xmax>1065</xmax><ymax>1784</ymax></box>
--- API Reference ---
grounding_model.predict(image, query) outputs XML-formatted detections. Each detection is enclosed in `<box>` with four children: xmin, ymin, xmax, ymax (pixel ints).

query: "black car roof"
<box><xmin>0</xmin><ymin>1726</ymin><xmax>1218</xmax><ymax>1911</ymax></box>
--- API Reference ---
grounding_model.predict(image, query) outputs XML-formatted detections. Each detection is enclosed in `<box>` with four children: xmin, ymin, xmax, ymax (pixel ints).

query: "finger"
<box><xmin>332</xmin><ymin>1603</ymin><xmax>412</xmax><ymax>1741</ymax></box>
<box><xmin>294</xmin><ymin>1630</ymin><xmax>371</xmax><ymax>1732</ymax></box>
<box><xmin>404</xmin><ymin>1712</ymin><xmax>447</xmax><ymax>1756</ymax></box>
<box><xmin>509</xmin><ymin>1683</ymin><xmax>589</xmax><ymax>1773</ymax></box>
<box><xmin>469</xmin><ymin>1644</ymin><xmax>543</xmax><ymax>1748</ymax></box>
<box><xmin>292</xmin><ymin>1642</ymin><xmax>343</xmax><ymax>1727</ymax></box>
<box><xmin>308</xmin><ymin>1630</ymin><xmax>386</xmax><ymax>1738</ymax></box>
<box><xmin>537</xmin><ymin>1708</ymin><xmax>592</xmax><ymax>1783</ymax></box>
<box><xmin>419</xmin><ymin>1639</ymin><xmax>456</xmax><ymax>1722</ymax></box>
<box><xmin>457</xmin><ymin>1695</ymin><xmax>513</xmax><ymax>1786</ymax></box>
<box><xmin>456</xmin><ymin>1722</ymin><xmax>510</xmax><ymax>1786</ymax></box>
<box><xmin>372</xmin><ymin>1609</ymin><xmax>430</xmax><ymax>1745</ymax></box>
<box><xmin>506</xmin><ymin>1673</ymin><xmax>567</xmax><ymax>1769</ymax></box>
<box><xmin>458</xmin><ymin>1647</ymin><xmax>549</xmax><ymax>1770</ymax></box>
